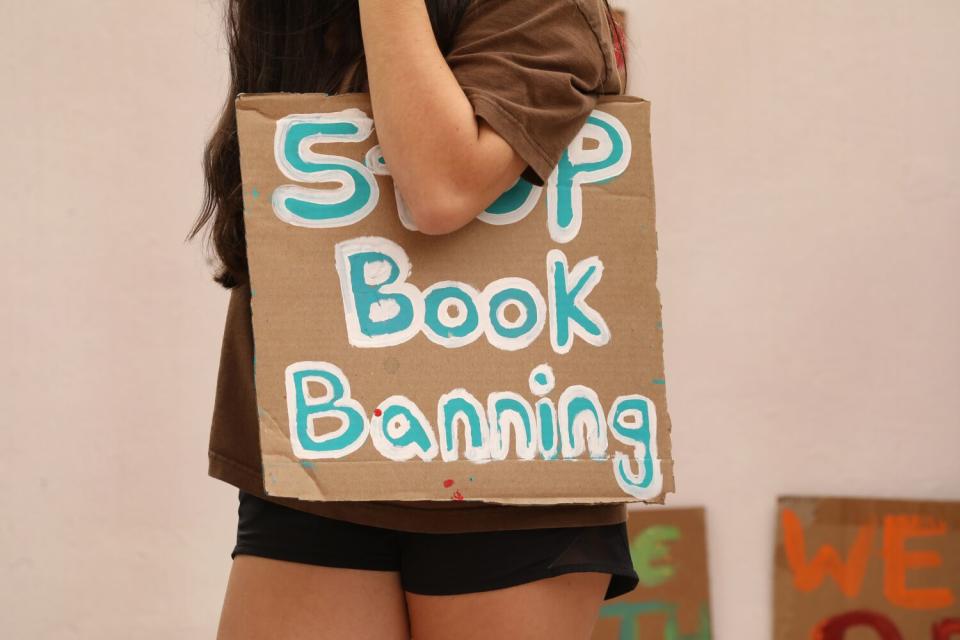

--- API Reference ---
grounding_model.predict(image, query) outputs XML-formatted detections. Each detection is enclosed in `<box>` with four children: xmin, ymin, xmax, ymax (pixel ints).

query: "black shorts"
<box><xmin>232</xmin><ymin>490</ymin><xmax>639</xmax><ymax>600</ymax></box>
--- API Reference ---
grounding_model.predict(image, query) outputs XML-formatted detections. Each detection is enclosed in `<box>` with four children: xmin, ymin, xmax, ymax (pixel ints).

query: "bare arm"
<box><xmin>357</xmin><ymin>0</ymin><xmax>527</xmax><ymax>235</ymax></box>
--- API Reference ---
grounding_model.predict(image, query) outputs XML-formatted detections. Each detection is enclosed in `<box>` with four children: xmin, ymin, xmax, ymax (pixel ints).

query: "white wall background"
<box><xmin>613</xmin><ymin>0</ymin><xmax>959</xmax><ymax>634</ymax></box>
<box><xmin>1</xmin><ymin>1</ymin><xmax>957</xmax><ymax>637</ymax></box>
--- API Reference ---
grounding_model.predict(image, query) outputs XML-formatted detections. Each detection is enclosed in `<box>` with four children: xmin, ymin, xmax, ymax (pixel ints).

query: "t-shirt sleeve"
<box><xmin>444</xmin><ymin>0</ymin><xmax>614</xmax><ymax>186</ymax></box>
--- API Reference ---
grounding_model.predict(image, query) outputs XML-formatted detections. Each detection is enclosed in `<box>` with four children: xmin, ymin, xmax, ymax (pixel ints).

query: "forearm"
<box><xmin>358</xmin><ymin>0</ymin><xmax>524</xmax><ymax>234</ymax></box>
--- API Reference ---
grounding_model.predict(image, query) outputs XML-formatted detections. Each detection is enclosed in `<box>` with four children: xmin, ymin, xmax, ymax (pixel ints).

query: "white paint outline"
<box><xmin>363</xmin><ymin>144</ymin><xmax>388</xmax><ymax>175</ymax></box>
<box><xmin>437</xmin><ymin>389</ymin><xmax>491</xmax><ymax>463</ymax></box>
<box><xmin>528</xmin><ymin>363</ymin><xmax>556</xmax><ymax>397</ymax></box>
<box><xmin>284</xmin><ymin>360</ymin><xmax>369</xmax><ymax>460</ymax></box>
<box><xmin>535</xmin><ymin>398</ymin><xmax>560</xmax><ymax>460</ymax></box>
<box><xmin>486</xmin><ymin>392</ymin><xmax>537</xmax><ymax>460</ymax></box>
<box><xmin>271</xmin><ymin>182</ymin><xmax>377</xmax><ymax>229</ymax></box>
<box><xmin>275</xmin><ymin>109</ymin><xmax>374</xmax><ymax>181</ymax></box>
<box><xmin>607</xmin><ymin>395</ymin><xmax>662</xmax><ymax>499</ymax></box>
<box><xmin>546</xmin><ymin>249</ymin><xmax>611</xmax><ymax>354</ymax></box>
<box><xmin>496</xmin><ymin>301</ymin><xmax>526</xmax><ymax>331</ymax></box>
<box><xmin>478</xmin><ymin>178</ymin><xmax>543</xmax><ymax>226</ymax></box>
<box><xmin>369</xmin><ymin>395</ymin><xmax>439</xmax><ymax>461</ymax></box>
<box><xmin>421</xmin><ymin>280</ymin><xmax>485</xmax><ymax>348</ymax></box>
<box><xmin>334</xmin><ymin>236</ymin><xmax>425</xmax><ymax>348</ymax></box>
<box><xmin>546</xmin><ymin>109</ymin><xmax>632</xmax><ymax>243</ymax></box>
<box><xmin>481</xmin><ymin>277</ymin><xmax>546</xmax><ymax>352</ymax></box>
<box><xmin>273</xmin><ymin>109</ymin><xmax>380</xmax><ymax>229</ymax></box>
<box><xmin>558</xmin><ymin>385</ymin><xmax>609</xmax><ymax>459</ymax></box>
<box><xmin>439</xmin><ymin>298</ymin><xmax>469</xmax><ymax>326</ymax></box>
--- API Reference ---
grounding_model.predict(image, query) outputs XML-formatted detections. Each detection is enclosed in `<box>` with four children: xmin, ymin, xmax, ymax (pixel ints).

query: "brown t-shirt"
<box><xmin>208</xmin><ymin>0</ymin><xmax>628</xmax><ymax>533</ymax></box>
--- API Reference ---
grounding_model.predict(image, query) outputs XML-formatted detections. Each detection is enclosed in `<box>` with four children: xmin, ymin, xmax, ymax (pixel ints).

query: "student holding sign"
<box><xmin>189</xmin><ymin>1</ymin><xmax>645</xmax><ymax>638</ymax></box>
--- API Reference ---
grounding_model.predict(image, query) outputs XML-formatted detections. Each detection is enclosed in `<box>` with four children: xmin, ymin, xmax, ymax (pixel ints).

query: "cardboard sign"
<box><xmin>775</xmin><ymin>496</ymin><xmax>960</xmax><ymax>639</ymax></box>
<box><xmin>235</xmin><ymin>92</ymin><xmax>674</xmax><ymax>504</ymax></box>
<box><xmin>594</xmin><ymin>507</ymin><xmax>712</xmax><ymax>639</ymax></box>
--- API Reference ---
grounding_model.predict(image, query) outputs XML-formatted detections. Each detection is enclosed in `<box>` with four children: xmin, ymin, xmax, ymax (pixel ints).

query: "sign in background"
<box><xmin>235</xmin><ymin>92</ymin><xmax>674</xmax><ymax>504</ymax></box>
<box><xmin>774</xmin><ymin>496</ymin><xmax>960</xmax><ymax>639</ymax></box>
<box><xmin>593</xmin><ymin>507</ymin><xmax>712</xmax><ymax>639</ymax></box>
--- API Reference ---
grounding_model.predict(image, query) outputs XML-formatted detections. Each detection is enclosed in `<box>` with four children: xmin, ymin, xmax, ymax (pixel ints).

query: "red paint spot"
<box><xmin>442</xmin><ymin>479</ymin><xmax>454</xmax><ymax>488</ymax></box>
<box><xmin>452</xmin><ymin>490</ymin><xmax>464</xmax><ymax>501</ymax></box>
<box><xmin>373</xmin><ymin>408</ymin><xmax>382</xmax><ymax>417</ymax></box>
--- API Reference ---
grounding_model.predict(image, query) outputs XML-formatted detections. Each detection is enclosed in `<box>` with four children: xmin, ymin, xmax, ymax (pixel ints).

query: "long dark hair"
<box><xmin>188</xmin><ymin>0</ymin><xmax>628</xmax><ymax>289</ymax></box>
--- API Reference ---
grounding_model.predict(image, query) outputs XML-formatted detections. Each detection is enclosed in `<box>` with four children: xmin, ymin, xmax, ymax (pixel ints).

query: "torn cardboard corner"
<box><xmin>235</xmin><ymin>91</ymin><xmax>674</xmax><ymax>504</ymax></box>
<box><xmin>774</xmin><ymin>496</ymin><xmax>960</xmax><ymax>639</ymax></box>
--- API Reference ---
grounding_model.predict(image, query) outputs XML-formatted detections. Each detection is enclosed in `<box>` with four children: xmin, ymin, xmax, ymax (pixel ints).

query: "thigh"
<box><xmin>405</xmin><ymin>572</ymin><xmax>609</xmax><ymax>640</ymax></box>
<box><xmin>217</xmin><ymin>491</ymin><xmax>409</xmax><ymax>640</ymax></box>
<box><xmin>218</xmin><ymin>555</ymin><xmax>409</xmax><ymax>640</ymax></box>
<box><xmin>400</xmin><ymin>523</ymin><xmax>637</xmax><ymax>639</ymax></box>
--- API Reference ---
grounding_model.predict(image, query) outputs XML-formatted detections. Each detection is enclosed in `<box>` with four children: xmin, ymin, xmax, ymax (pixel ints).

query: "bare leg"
<box><xmin>405</xmin><ymin>572</ymin><xmax>610</xmax><ymax>640</ymax></box>
<box><xmin>217</xmin><ymin>555</ymin><xmax>409</xmax><ymax>640</ymax></box>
